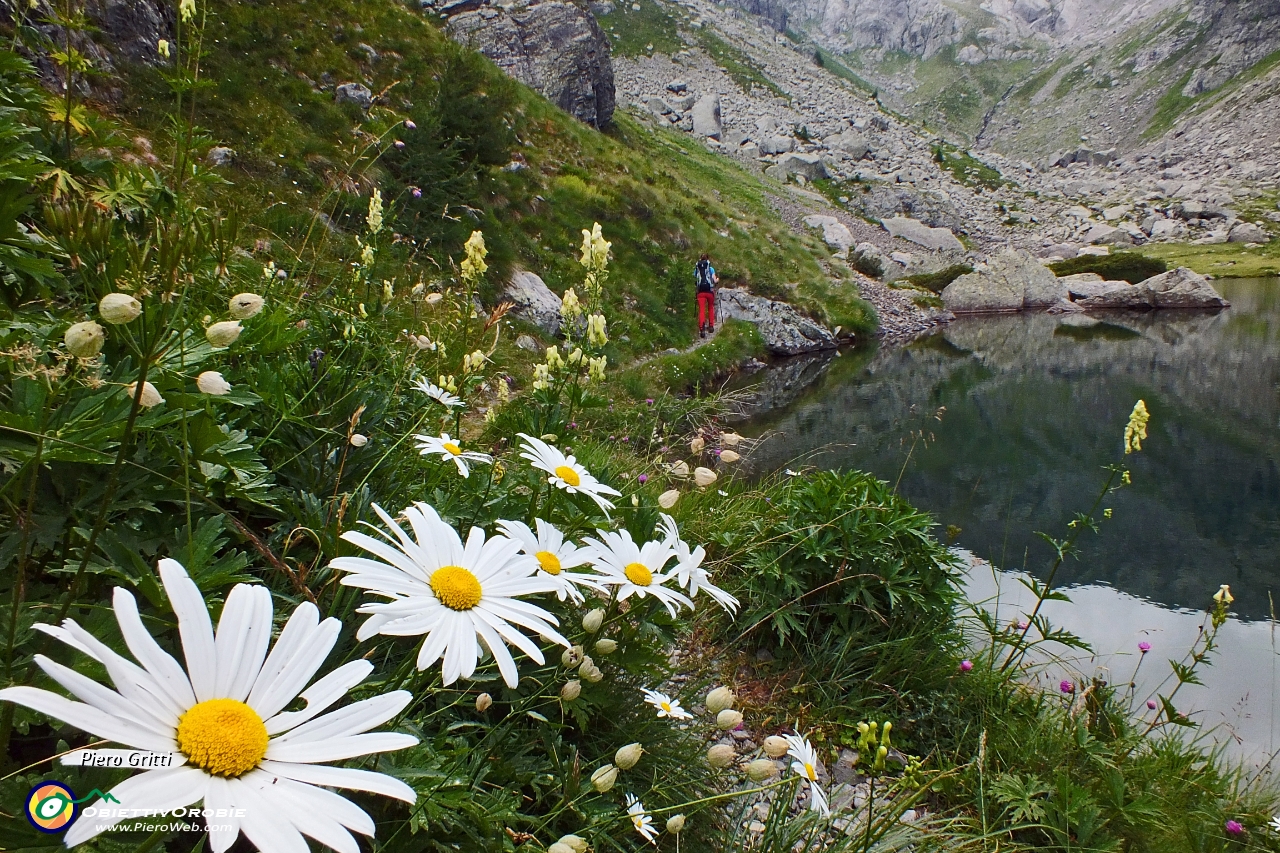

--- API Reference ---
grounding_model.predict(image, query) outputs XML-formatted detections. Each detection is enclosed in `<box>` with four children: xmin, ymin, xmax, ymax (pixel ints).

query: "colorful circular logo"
<box><xmin>25</xmin><ymin>781</ymin><xmax>76</xmax><ymax>833</ymax></box>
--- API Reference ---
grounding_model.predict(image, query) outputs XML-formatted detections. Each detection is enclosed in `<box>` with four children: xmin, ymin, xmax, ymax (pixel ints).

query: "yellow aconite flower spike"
<box><xmin>1124</xmin><ymin>400</ymin><xmax>1150</xmax><ymax>454</ymax></box>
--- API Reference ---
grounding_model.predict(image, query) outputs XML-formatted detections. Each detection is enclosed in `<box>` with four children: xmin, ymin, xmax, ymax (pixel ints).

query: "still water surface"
<box><xmin>739</xmin><ymin>277</ymin><xmax>1280</xmax><ymax>769</ymax></box>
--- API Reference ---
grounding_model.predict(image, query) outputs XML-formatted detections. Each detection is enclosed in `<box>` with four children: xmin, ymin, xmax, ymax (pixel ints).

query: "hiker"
<box><xmin>695</xmin><ymin>253</ymin><xmax>719</xmax><ymax>337</ymax></box>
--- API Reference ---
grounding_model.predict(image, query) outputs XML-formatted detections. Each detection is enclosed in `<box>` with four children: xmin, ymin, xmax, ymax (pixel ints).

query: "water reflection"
<box><xmin>741</xmin><ymin>278</ymin><xmax>1280</xmax><ymax>621</ymax></box>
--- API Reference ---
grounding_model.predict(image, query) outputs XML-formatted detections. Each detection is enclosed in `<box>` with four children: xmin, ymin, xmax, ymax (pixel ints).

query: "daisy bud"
<box><xmin>206</xmin><ymin>320</ymin><xmax>243</xmax><ymax>347</ymax></box>
<box><xmin>594</xmin><ymin>639</ymin><xmax>617</xmax><ymax>655</ymax></box>
<box><xmin>590</xmin><ymin>764</ymin><xmax>618</xmax><ymax>792</ymax></box>
<box><xmin>99</xmin><ymin>292</ymin><xmax>142</xmax><ymax>324</ymax></box>
<box><xmin>615</xmin><ymin>742</ymin><xmax>643</xmax><ymax>770</ymax></box>
<box><xmin>582</xmin><ymin>608</ymin><xmax>605</xmax><ymax>633</ymax></box>
<box><xmin>350</xmin><ymin>433</ymin><xmax>368</xmax><ymax>447</ymax></box>
<box><xmin>745</xmin><ymin>758</ymin><xmax>779</xmax><ymax>781</ymax></box>
<box><xmin>658</xmin><ymin>489</ymin><xmax>680</xmax><ymax>509</ymax></box>
<box><xmin>763</xmin><ymin>736</ymin><xmax>790</xmax><ymax>758</ymax></box>
<box><xmin>690</xmin><ymin>436</ymin><xmax>705</xmax><ymax>453</ymax></box>
<box><xmin>125</xmin><ymin>381</ymin><xmax>164</xmax><ymax>408</ymax></box>
<box><xmin>228</xmin><ymin>292</ymin><xmax>265</xmax><ymax>319</ymax></box>
<box><xmin>669</xmin><ymin>460</ymin><xmax>690</xmax><ymax>478</ymax></box>
<box><xmin>548</xmin><ymin>844</ymin><xmax>575</xmax><ymax>853</ymax></box>
<box><xmin>562</xmin><ymin>645</ymin><xmax>585</xmax><ymax>667</ymax></box>
<box><xmin>65</xmin><ymin>321</ymin><xmax>105</xmax><ymax>358</ymax></box>
<box><xmin>196</xmin><ymin>371</ymin><xmax>232</xmax><ymax>396</ymax></box>
<box><xmin>720</xmin><ymin>450</ymin><xmax>741</xmax><ymax>463</ymax></box>
<box><xmin>707</xmin><ymin>744</ymin><xmax>736</xmax><ymax>768</ymax></box>
<box><xmin>558</xmin><ymin>836</ymin><xmax>588</xmax><ymax>853</ymax></box>
<box><xmin>721</xmin><ymin>432</ymin><xmax>742</xmax><ymax>448</ymax></box>
<box><xmin>475</xmin><ymin>693</ymin><xmax>493</xmax><ymax>712</ymax></box>
<box><xmin>694</xmin><ymin>467</ymin><xmax>718</xmax><ymax>488</ymax></box>
<box><xmin>717</xmin><ymin>709</ymin><xmax>743</xmax><ymax>729</ymax></box>
<box><xmin>666</xmin><ymin>815</ymin><xmax>686</xmax><ymax>834</ymax></box>
<box><xmin>705</xmin><ymin>686</ymin><xmax>735</xmax><ymax>714</ymax></box>
<box><xmin>560</xmin><ymin>680</ymin><xmax>582</xmax><ymax>701</ymax></box>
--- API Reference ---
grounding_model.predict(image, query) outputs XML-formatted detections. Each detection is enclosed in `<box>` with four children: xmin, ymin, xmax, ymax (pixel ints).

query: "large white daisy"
<box><xmin>581</xmin><ymin>528</ymin><xmax>692</xmax><ymax>618</ymax></box>
<box><xmin>658</xmin><ymin>513</ymin><xmax>739</xmax><ymax>614</ymax></box>
<box><xmin>412</xmin><ymin>377</ymin><xmax>464</xmax><ymax>409</ymax></box>
<box><xmin>415</xmin><ymin>432</ymin><xmax>492</xmax><ymax>478</ymax></box>
<box><xmin>331</xmin><ymin>502</ymin><xmax>569</xmax><ymax>688</ymax></box>
<box><xmin>494</xmin><ymin>518</ymin><xmax>604</xmax><ymax>603</ymax></box>
<box><xmin>784</xmin><ymin>733</ymin><xmax>830</xmax><ymax>817</ymax></box>
<box><xmin>626</xmin><ymin>793</ymin><xmax>658</xmax><ymax>845</ymax></box>
<box><xmin>517</xmin><ymin>433</ymin><xmax>620</xmax><ymax>515</ymax></box>
<box><xmin>641</xmin><ymin>688</ymin><xmax>693</xmax><ymax>721</ymax></box>
<box><xmin>0</xmin><ymin>559</ymin><xmax>417</xmax><ymax>853</ymax></box>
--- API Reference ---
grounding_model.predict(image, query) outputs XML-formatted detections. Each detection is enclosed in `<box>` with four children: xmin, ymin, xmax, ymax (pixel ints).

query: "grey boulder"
<box><xmin>335</xmin><ymin>83</ymin><xmax>374</xmax><ymax>110</ymax></box>
<box><xmin>691</xmin><ymin>94</ymin><xmax>722</xmax><ymax>139</ymax></box>
<box><xmin>504</xmin><ymin>270</ymin><xmax>563</xmax><ymax>335</ymax></box>
<box><xmin>766</xmin><ymin>153</ymin><xmax>828</xmax><ymax>182</ymax></box>
<box><xmin>1070</xmin><ymin>267</ymin><xmax>1229</xmax><ymax>310</ymax></box>
<box><xmin>882</xmin><ymin>216</ymin><xmax>964</xmax><ymax>252</ymax></box>
<box><xmin>717</xmin><ymin>288</ymin><xmax>836</xmax><ymax>355</ymax></box>
<box><xmin>1228</xmin><ymin>222</ymin><xmax>1270</xmax><ymax>243</ymax></box>
<box><xmin>802</xmin><ymin>214</ymin><xmax>854</xmax><ymax>256</ymax></box>
<box><xmin>941</xmin><ymin>249</ymin><xmax>1063</xmax><ymax>313</ymax></box>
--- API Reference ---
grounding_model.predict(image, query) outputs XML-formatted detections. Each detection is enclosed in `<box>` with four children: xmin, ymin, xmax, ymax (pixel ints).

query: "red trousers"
<box><xmin>697</xmin><ymin>291</ymin><xmax>715</xmax><ymax>329</ymax></box>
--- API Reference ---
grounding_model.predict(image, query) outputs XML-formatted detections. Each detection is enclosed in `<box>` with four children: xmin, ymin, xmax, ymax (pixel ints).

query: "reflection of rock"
<box><xmin>505</xmin><ymin>269</ymin><xmax>562</xmax><ymax>335</ymax></box>
<box><xmin>733</xmin><ymin>350</ymin><xmax>837</xmax><ymax>416</ymax></box>
<box><xmin>718</xmin><ymin>288</ymin><xmax>837</xmax><ymax>355</ymax></box>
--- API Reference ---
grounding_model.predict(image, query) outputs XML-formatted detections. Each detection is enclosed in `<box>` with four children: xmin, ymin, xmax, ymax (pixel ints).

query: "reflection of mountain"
<box><xmin>743</xmin><ymin>279</ymin><xmax>1280</xmax><ymax>619</ymax></box>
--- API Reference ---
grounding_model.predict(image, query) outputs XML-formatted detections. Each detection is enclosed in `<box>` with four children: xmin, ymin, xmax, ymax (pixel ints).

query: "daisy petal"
<box><xmin>63</xmin><ymin>766</ymin><xmax>207</xmax><ymax>846</ymax></box>
<box><xmin>265</xmin><ymin>732</ymin><xmax>419</xmax><ymax>764</ymax></box>
<box><xmin>0</xmin><ymin>686</ymin><xmax>173</xmax><ymax>751</ymax></box>
<box><xmin>159</xmin><ymin>558</ymin><xmax>218</xmax><ymax>702</ymax></box>
<box><xmin>259</xmin><ymin>760</ymin><xmax>416</xmax><ymax>802</ymax></box>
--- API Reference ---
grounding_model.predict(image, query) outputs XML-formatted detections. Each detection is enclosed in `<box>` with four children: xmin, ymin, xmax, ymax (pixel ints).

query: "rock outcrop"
<box><xmin>717</xmin><ymin>288</ymin><xmax>837</xmax><ymax>354</ymax></box>
<box><xmin>504</xmin><ymin>269</ymin><xmax>563</xmax><ymax>335</ymax></box>
<box><xmin>1068</xmin><ymin>267</ymin><xmax>1230</xmax><ymax>310</ymax></box>
<box><xmin>446</xmin><ymin>0</ymin><xmax>615</xmax><ymax>129</ymax></box>
<box><xmin>691</xmin><ymin>93</ymin><xmax>722</xmax><ymax>139</ymax></box>
<box><xmin>803</xmin><ymin>214</ymin><xmax>855</xmax><ymax>256</ymax></box>
<box><xmin>941</xmin><ymin>249</ymin><xmax>1063</xmax><ymax>313</ymax></box>
<box><xmin>882</xmin><ymin>217</ymin><xmax>964</xmax><ymax>252</ymax></box>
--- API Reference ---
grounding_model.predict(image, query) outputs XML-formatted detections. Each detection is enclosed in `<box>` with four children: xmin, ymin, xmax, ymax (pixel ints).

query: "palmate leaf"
<box><xmin>1159</xmin><ymin>695</ymin><xmax>1197</xmax><ymax>727</ymax></box>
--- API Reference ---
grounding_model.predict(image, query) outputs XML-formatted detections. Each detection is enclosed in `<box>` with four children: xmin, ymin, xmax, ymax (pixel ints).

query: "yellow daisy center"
<box><xmin>660</xmin><ymin>701</ymin><xmax>672</xmax><ymax>712</ymax></box>
<box><xmin>804</xmin><ymin>762</ymin><xmax>817</xmax><ymax>781</ymax></box>
<box><xmin>554</xmin><ymin>465</ymin><xmax>581</xmax><ymax>487</ymax></box>
<box><xmin>632</xmin><ymin>815</ymin><xmax>645</xmax><ymax>830</ymax></box>
<box><xmin>442</xmin><ymin>442</ymin><xmax>462</xmax><ymax>456</ymax></box>
<box><xmin>624</xmin><ymin>562</ymin><xmax>653</xmax><ymax>586</ymax></box>
<box><xmin>535</xmin><ymin>551</ymin><xmax>563</xmax><ymax>575</ymax></box>
<box><xmin>431</xmin><ymin>564</ymin><xmax>483</xmax><ymax>610</ymax></box>
<box><xmin>176</xmin><ymin>698</ymin><xmax>269</xmax><ymax>778</ymax></box>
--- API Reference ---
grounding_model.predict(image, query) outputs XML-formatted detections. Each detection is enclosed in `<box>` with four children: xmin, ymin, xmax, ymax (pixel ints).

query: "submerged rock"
<box><xmin>717</xmin><ymin>288</ymin><xmax>837</xmax><ymax>354</ymax></box>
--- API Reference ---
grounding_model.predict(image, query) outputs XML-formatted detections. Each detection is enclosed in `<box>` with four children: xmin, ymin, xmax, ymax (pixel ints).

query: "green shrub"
<box><xmin>1049</xmin><ymin>252</ymin><xmax>1167</xmax><ymax>283</ymax></box>
<box><xmin>904</xmin><ymin>263</ymin><xmax>973</xmax><ymax>293</ymax></box>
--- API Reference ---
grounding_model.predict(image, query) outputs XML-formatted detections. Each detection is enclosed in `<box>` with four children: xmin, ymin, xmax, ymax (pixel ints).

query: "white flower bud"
<box><xmin>706</xmin><ymin>686</ymin><xmax>735</xmax><ymax>714</ymax></box>
<box><xmin>426</xmin><ymin>292</ymin><xmax>443</xmax><ymax>305</ymax></box>
<box><xmin>205</xmin><ymin>320</ymin><xmax>243</xmax><ymax>347</ymax></box>
<box><xmin>475</xmin><ymin>693</ymin><xmax>493</xmax><ymax>712</ymax></box>
<box><xmin>720</xmin><ymin>449</ymin><xmax>741</xmax><ymax>464</ymax></box>
<box><xmin>99</xmin><ymin>293</ymin><xmax>142</xmax><ymax>324</ymax></box>
<box><xmin>558</xmin><ymin>836</ymin><xmax>588</xmax><ymax>853</ymax></box>
<box><xmin>666</xmin><ymin>815</ymin><xmax>686</xmax><ymax>833</ymax></box>
<box><xmin>349</xmin><ymin>433</ymin><xmax>368</xmax><ymax>447</ymax></box>
<box><xmin>125</xmin><ymin>381</ymin><xmax>164</xmax><ymax>408</ymax></box>
<box><xmin>590</xmin><ymin>764</ymin><xmax>618</xmax><ymax>792</ymax></box>
<box><xmin>615</xmin><ymin>742</ymin><xmax>643</xmax><ymax>770</ymax></box>
<box><xmin>196</xmin><ymin>371</ymin><xmax>232</xmax><ymax>396</ymax></box>
<box><xmin>694</xmin><ymin>466</ymin><xmax>718</xmax><ymax>488</ymax></box>
<box><xmin>690</xmin><ymin>436</ymin><xmax>705</xmax><ymax>453</ymax></box>
<box><xmin>763</xmin><ymin>736</ymin><xmax>790</xmax><ymax>758</ymax></box>
<box><xmin>548</xmin><ymin>844</ymin><xmax>575</xmax><ymax>853</ymax></box>
<box><xmin>594</xmin><ymin>639</ymin><xmax>617</xmax><ymax>655</ymax></box>
<box><xmin>717</xmin><ymin>709</ymin><xmax>744</xmax><ymax>729</ymax></box>
<box><xmin>707</xmin><ymin>744</ymin><xmax>736</xmax><ymax>768</ymax></box>
<box><xmin>560</xmin><ymin>680</ymin><xmax>582</xmax><ymax>701</ymax></box>
<box><xmin>658</xmin><ymin>489</ymin><xmax>680</xmax><ymax>509</ymax></box>
<box><xmin>745</xmin><ymin>758</ymin><xmax>779</xmax><ymax>781</ymax></box>
<box><xmin>228</xmin><ymin>292</ymin><xmax>265</xmax><ymax>319</ymax></box>
<box><xmin>582</xmin><ymin>608</ymin><xmax>605</xmax><ymax>633</ymax></box>
<box><xmin>721</xmin><ymin>432</ymin><xmax>742</xmax><ymax>448</ymax></box>
<box><xmin>580</xmin><ymin>661</ymin><xmax>604</xmax><ymax>683</ymax></box>
<box><xmin>669</xmin><ymin>460</ymin><xmax>690</xmax><ymax>479</ymax></box>
<box><xmin>65</xmin><ymin>321</ymin><xmax>105</xmax><ymax>358</ymax></box>
<box><xmin>561</xmin><ymin>645</ymin><xmax>584</xmax><ymax>667</ymax></box>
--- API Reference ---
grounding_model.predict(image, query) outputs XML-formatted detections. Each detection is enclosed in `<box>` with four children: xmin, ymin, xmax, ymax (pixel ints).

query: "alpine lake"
<box><xmin>736</xmin><ymin>277</ymin><xmax>1280</xmax><ymax>772</ymax></box>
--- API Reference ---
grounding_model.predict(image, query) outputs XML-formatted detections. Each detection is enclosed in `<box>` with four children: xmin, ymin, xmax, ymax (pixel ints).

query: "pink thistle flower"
<box><xmin>411</xmin><ymin>187</ymin><xmax>422</xmax><ymax>198</ymax></box>
<box><xmin>1060</xmin><ymin>680</ymin><xmax>1075</xmax><ymax>694</ymax></box>
<box><xmin>1138</xmin><ymin>641</ymin><xmax>1151</xmax><ymax>653</ymax></box>
<box><xmin>1147</xmin><ymin>700</ymin><xmax>1157</xmax><ymax>710</ymax></box>
<box><xmin>959</xmin><ymin>660</ymin><xmax>973</xmax><ymax>672</ymax></box>
<box><xmin>638</xmin><ymin>474</ymin><xmax>648</xmax><ymax>484</ymax></box>
<box><xmin>1225</xmin><ymin>820</ymin><xmax>1244</xmax><ymax>836</ymax></box>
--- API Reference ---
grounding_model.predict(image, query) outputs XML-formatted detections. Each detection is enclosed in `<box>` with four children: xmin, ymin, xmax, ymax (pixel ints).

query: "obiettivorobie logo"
<box><xmin>25</xmin><ymin>781</ymin><xmax>119</xmax><ymax>833</ymax></box>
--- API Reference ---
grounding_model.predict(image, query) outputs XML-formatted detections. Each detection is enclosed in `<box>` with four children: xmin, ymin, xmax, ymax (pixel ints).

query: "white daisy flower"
<box><xmin>0</xmin><ymin>559</ymin><xmax>417</xmax><ymax>853</ymax></box>
<box><xmin>413</xmin><ymin>377</ymin><xmax>464</xmax><ymax>409</ymax></box>
<box><xmin>784</xmin><ymin>733</ymin><xmax>830</xmax><ymax>817</ymax></box>
<box><xmin>332</xmin><ymin>502</ymin><xmax>568</xmax><ymax>688</ymax></box>
<box><xmin>517</xmin><ymin>433</ymin><xmax>621</xmax><ymax>515</ymax></box>
<box><xmin>416</xmin><ymin>432</ymin><xmax>492</xmax><ymax>478</ymax></box>
<box><xmin>626</xmin><ymin>793</ymin><xmax>658</xmax><ymax>845</ymax></box>
<box><xmin>641</xmin><ymin>688</ymin><xmax>693</xmax><ymax>720</ymax></box>
<box><xmin>1271</xmin><ymin>815</ymin><xmax>1280</xmax><ymax>833</ymax></box>
<box><xmin>494</xmin><ymin>518</ymin><xmax>604</xmax><ymax>603</ymax></box>
<box><xmin>581</xmin><ymin>528</ymin><xmax>692</xmax><ymax>618</ymax></box>
<box><xmin>658</xmin><ymin>514</ymin><xmax>739</xmax><ymax>615</ymax></box>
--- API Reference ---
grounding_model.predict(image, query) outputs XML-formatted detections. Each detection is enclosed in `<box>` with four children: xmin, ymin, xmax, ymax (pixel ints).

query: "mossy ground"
<box><xmin>1145</xmin><ymin>240</ymin><xmax>1280</xmax><ymax>279</ymax></box>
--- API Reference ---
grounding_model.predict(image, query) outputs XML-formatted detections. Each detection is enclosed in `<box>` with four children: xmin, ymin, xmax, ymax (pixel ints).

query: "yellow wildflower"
<box><xmin>1124</xmin><ymin>400</ymin><xmax>1149</xmax><ymax>454</ymax></box>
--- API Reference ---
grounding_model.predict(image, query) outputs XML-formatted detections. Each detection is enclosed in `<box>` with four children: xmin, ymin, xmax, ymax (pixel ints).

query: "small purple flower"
<box><xmin>411</xmin><ymin>187</ymin><xmax>422</xmax><ymax>198</ymax></box>
<box><xmin>959</xmin><ymin>660</ymin><xmax>973</xmax><ymax>672</ymax></box>
<box><xmin>394</xmin><ymin>140</ymin><xmax>405</xmax><ymax>149</ymax></box>
<box><xmin>1060</xmin><ymin>680</ymin><xmax>1075</xmax><ymax>694</ymax></box>
<box><xmin>714</xmin><ymin>448</ymin><xmax>722</xmax><ymax>456</ymax></box>
<box><xmin>638</xmin><ymin>474</ymin><xmax>648</xmax><ymax>484</ymax></box>
<box><xmin>404</xmin><ymin>119</ymin><xmax>417</xmax><ymax>129</ymax></box>
<box><xmin>1147</xmin><ymin>700</ymin><xmax>1157</xmax><ymax>710</ymax></box>
<box><xmin>646</xmin><ymin>398</ymin><xmax>654</xmax><ymax>405</ymax></box>
<box><xmin>1015</xmin><ymin>620</ymin><xmax>1029</xmax><ymax>631</ymax></box>
<box><xmin>1225</xmin><ymin>820</ymin><xmax>1244</xmax><ymax>836</ymax></box>
<box><xmin>622</xmin><ymin>436</ymin><xmax>629</xmax><ymax>443</ymax></box>
<box><xmin>659</xmin><ymin>446</ymin><xmax>669</xmax><ymax>453</ymax></box>
<box><xmin>608</xmin><ymin>436</ymin><xmax>615</xmax><ymax>441</ymax></box>
<box><xmin>1138</xmin><ymin>641</ymin><xmax>1151</xmax><ymax>653</ymax></box>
